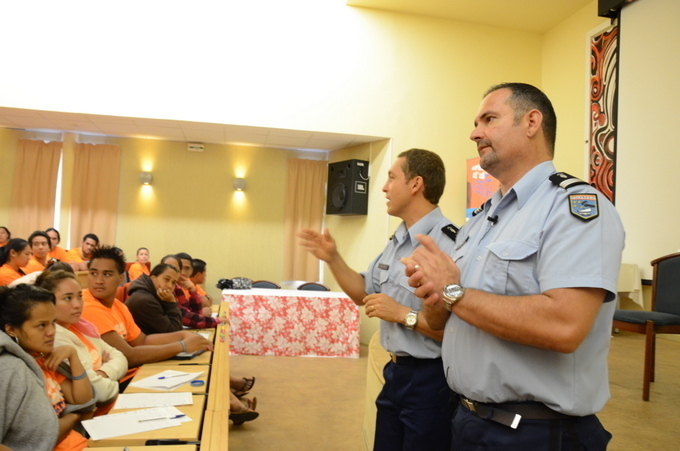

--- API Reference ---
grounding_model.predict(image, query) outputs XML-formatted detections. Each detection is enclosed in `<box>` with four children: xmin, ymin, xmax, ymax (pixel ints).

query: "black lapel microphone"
<box><xmin>487</xmin><ymin>215</ymin><xmax>499</xmax><ymax>225</ymax></box>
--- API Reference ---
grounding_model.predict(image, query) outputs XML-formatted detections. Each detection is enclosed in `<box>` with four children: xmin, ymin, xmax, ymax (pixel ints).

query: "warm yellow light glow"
<box><xmin>141</xmin><ymin>160</ymin><xmax>154</xmax><ymax>172</ymax></box>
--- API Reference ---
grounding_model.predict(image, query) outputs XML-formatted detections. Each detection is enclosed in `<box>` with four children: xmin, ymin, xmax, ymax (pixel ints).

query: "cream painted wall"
<box><xmin>0</xmin><ymin>128</ymin><xmax>19</xmax><ymax>227</ymax></box>
<box><xmin>542</xmin><ymin>1</ymin><xmax>609</xmax><ymax>178</ymax></box>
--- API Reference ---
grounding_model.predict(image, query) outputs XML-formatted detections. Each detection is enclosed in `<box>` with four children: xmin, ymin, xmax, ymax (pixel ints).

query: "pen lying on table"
<box><xmin>138</xmin><ymin>414</ymin><xmax>186</xmax><ymax>422</ymax></box>
<box><xmin>157</xmin><ymin>374</ymin><xmax>189</xmax><ymax>379</ymax></box>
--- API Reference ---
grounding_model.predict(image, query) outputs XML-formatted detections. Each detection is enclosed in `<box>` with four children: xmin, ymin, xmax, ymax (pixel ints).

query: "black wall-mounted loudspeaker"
<box><xmin>326</xmin><ymin>159</ymin><xmax>369</xmax><ymax>215</ymax></box>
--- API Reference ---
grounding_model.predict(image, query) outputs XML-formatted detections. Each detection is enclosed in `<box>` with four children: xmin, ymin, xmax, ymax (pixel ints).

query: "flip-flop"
<box><xmin>230</xmin><ymin>397</ymin><xmax>258</xmax><ymax>426</ymax></box>
<box><xmin>232</xmin><ymin>376</ymin><xmax>256</xmax><ymax>398</ymax></box>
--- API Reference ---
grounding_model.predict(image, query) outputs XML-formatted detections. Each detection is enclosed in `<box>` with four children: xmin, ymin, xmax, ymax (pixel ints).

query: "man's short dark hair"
<box><xmin>175</xmin><ymin>252</ymin><xmax>192</xmax><ymax>262</ymax></box>
<box><xmin>397</xmin><ymin>148</ymin><xmax>446</xmax><ymax>205</ymax></box>
<box><xmin>83</xmin><ymin>233</ymin><xmax>100</xmax><ymax>244</ymax></box>
<box><xmin>28</xmin><ymin>230</ymin><xmax>52</xmax><ymax>249</ymax></box>
<box><xmin>88</xmin><ymin>245</ymin><xmax>126</xmax><ymax>274</ymax></box>
<box><xmin>191</xmin><ymin>258</ymin><xmax>207</xmax><ymax>277</ymax></box>
<box><xmin>161</xmin><ymin>254</ymin><xmax>182</xmax><ymax>270</ymax></box>
<box><xmin>485</xmin><ymin>82</ymin><xmax>557</xmax><ymax>155</ymax></box>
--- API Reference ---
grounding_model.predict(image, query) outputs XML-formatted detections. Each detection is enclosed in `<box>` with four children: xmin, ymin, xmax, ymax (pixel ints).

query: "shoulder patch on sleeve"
<box><xmin>569</xmin><ymin>194</ymin><xmax>599</xmax><ymax>221</ymax></box>
<box><xmin>549</xmin><ymin>172</ymin><xmax>590</xmax><ymax>190</ymax></box>
<box><xmin>441</xmin><ymin>224</ymin><xmax>459</xmax><ymax>241</ymax></box>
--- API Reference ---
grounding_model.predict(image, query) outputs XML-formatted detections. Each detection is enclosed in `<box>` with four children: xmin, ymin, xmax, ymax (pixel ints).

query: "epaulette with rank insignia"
<box><xmin>441</xmin><ymin>224</ymin><xmax>458</xmax><ymax>241</ymax></box>
<box><xmin>549</xmin><ymin>172</ymin><xmax>589</xmax><ymax>190</ymax></box>
<box><xmin>471</xmin><ymin>204</ymin><xmax>485</xmax><ymax>217</ymax></box>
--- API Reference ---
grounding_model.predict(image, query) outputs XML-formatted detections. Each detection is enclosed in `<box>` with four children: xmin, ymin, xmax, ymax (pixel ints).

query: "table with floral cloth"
<box><xmin>221</xmin><ymin>288</ymin><xmax>361</xmax><ymax>358</ymax></box>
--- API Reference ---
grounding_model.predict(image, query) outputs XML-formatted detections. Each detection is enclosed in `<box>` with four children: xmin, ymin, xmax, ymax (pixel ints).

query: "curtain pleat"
<box><xmin>283</xmin><ymin>159</ymin><xmax>327</xmax><ymax>281</ymax></box>
<box><xmin>8</xmin><ymin>140</ymin><xmax>62</xmax><ymax>238</ymax></box>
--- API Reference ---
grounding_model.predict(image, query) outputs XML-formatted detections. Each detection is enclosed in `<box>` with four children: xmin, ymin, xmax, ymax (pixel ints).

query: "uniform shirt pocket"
<box><xmin>484</xmin><ymin>239</ymin><xmax>539</xmax><ymax>295</ymax></box>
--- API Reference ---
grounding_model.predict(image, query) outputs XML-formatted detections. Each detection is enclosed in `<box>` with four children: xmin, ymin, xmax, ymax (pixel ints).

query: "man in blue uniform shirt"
<box><xmin>405</xmin><ymin>83</ymin><xmax>624</xmax><ymax>450</ymax></box>
<box><xmin>299</xmin><ymin>148</ymin><xmax>457</xmax><ymax>450</ymax></box>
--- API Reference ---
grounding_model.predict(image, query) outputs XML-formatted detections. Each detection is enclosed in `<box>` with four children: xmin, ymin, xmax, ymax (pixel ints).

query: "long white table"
<box><xmin>222</xmin><ymin>288</ymin><xmax>360</xmax><ymax>358</ymax></box>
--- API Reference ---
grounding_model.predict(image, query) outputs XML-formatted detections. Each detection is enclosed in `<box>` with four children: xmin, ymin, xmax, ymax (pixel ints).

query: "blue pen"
<box><xmin>170</xmin><ymin>414</ymin><xmax>186</xmax><ymax>419</ymax></box>
<box><xmin>158</xmin><ymin>374</ymin><xmax>187</xmax><ymax>380</ymax></box>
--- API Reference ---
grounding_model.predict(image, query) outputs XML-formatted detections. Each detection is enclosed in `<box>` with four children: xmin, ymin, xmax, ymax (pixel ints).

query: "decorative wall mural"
<box><xmin>589</xmin><ymin>24</ymin><xmax>619</xmax><ymax>203</ymax></box>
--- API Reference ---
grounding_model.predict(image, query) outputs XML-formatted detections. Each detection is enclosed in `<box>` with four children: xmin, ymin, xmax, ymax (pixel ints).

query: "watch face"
<box><xmin>406</xmin><ymin>314</ymin><xmax>417</xmax><ymax>326</ymax></box>
<box><xmin>444</xmin><ymin>284</ymin><xmax>464</xmax><ymax>300</ymax></box>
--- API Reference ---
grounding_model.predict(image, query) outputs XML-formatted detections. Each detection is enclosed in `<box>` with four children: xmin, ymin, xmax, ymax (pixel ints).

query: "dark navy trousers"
<box><xmin>373</xmin><ymin>359</ymin><xmax>452</xmax><ymax>451</ymax></box>
<box><xmin>451</xmin><ymin>403</ymin><xmax>612</xmax><ymax>450</ymax></box>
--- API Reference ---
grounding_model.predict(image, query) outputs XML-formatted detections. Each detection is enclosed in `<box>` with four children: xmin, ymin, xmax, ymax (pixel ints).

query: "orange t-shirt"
<box><xmin>48</xmin><ymin>245</ymin><xmax>70</xmax><ymax>262</ymax></box>
<box><xmin>195</xmin><ymin>284</ymin><xmax>207</xmax><ymax>296</ymax></box>
<box><xmin>35</xmin><ymin>357</ymin><xmax>89</xmax><ymax>451</ymax></box>
<box><xmin>66</xmin><ymin>248</ymin><xmax>87</xmax><ymax>263</ymax></box>
<box><xmin>0</xmin><ymin>263</ymin><xmax>25</xmax><ymax>286</ymax></box>
<box><xmin>128</xmin><ymin>261</ymin><xmax>150</xmax><ymax>280</ymax></box>
<box><xmin>22</xmin><ymin>257</ymin><xmax>46</xmax><ymax>275</ymax></box>
<box><xmin>81</xmin><ymin>289</ymin><xmax>141</xmax><ymax>343</ymax></box>
<box><xmin>81</xmin><ymin>289</ymin><xmax>141</xmax><ymax>382</ymax></box>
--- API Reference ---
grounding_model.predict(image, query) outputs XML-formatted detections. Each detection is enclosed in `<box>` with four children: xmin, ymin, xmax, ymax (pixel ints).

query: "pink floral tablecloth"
<box><xmin>222</xmin><ymin>288</ymin><xmax>360</xmax><ymax>358</ymax></box>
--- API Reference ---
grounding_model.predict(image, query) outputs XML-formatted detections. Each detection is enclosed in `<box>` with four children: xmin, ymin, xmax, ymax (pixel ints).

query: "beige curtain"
<box><xmin>70</xmin><ymin>143</ymin><xmax>121</xmax><ymax>246</ymax></box>
<box><xmin>9</xmin><ymin>140</ymin><xmax>62</xmax><ymax>238</ymax></box>
<box><xmin>283</xmin><ymin>158</ymin><xmax>328</xmax><ymax>281</ymax></box>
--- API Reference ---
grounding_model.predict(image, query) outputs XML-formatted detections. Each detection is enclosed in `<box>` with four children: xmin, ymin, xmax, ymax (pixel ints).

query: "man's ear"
<box><xmin>411</xmin><ymin>176</ymin><xmax>424</xmax><ymax>194</ymax></box>
<box><xmin>525</xmin><ymin>109</ymin><xmax>543</xmax><ymax>139</ymax></box>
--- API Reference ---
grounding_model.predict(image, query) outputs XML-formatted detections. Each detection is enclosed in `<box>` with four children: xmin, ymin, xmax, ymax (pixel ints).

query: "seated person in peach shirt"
<box><xmin>22</xmin><ymin>230</ymin><xmax>53</xmax><ymax>274</ymax></box>
<box><xmin>190</xmin><ymin>258</ymin><xmax>213</xmax><ymax>306</ymax></box>
<box><xmin>176</xmin><ymin>252</ymin><xmax>211</xmax><ymax>311</ymax></box>
<box><xmin>80</xmin><ymin>246</ymin><xmax>213</xmax><ymax>378</ymax></box>
<box><xmin>46</xmin><ymin>228</ymin><xmax>70</xmax><ymax>262</ymax></box>
<box><xmin>0</xmin><ymin>226</ymin><xmax>10</xmax><ymax>247</ymax></box>
<box><xmin>0</xmin><ymin>239</ymin><xmax>31</xmax><ymax>286</ymax></box>
<box><xmin>66</xmin><ymin>233</ymin><xmax>99</xmax><ymax>271</ymax></box>
<box><xmin>127</xmin><ymin>247</ymin><xmax>151</xmax><ymax>281</ymax></box>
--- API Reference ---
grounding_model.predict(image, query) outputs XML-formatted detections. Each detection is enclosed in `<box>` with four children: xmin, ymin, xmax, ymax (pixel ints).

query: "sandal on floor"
<box><xmin>230</xmin><ymin>397</ymin><xmax>258</xmax><ymax>426</ymax></box>
<box><xmin>231</xmin><ymin>376</ymin><xmax>256</xmax><ymax>398</ymax></box>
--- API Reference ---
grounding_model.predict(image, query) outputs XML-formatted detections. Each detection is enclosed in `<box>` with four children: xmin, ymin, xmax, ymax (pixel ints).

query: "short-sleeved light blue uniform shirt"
<box><xmin>363</xmin><ymin>207</ymin><xmax>458</xmax><ymax>359</ymax></box>
<box><xmin>443</xmin><ymin>161</ymin><xmax>625</xmax><ymax>416</ymax></box>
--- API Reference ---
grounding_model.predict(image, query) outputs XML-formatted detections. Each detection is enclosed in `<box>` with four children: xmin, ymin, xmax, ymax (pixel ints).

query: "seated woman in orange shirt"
<box><xmin>1</xmin><ymin>284</ymin><xmax>94</xmax><ymax>451</ymax></box>
<box><xmin>0</xmin><ymin>238</ymin><xmax>31</xmax><ymax>286</ymax></box>
<box><xmin>46</xmin><ymin>228</ymin><xmax>70</xmax><ymax>262</ymax></box>
<box><xmin>0</xmin><ymin>226</ymin><xmax>10</xmax><ymax>247</ymax></box>
<box><xmin>128</xmin><ymin>247</ymin><xmax>151</xmax><ymax>280</ymax></box>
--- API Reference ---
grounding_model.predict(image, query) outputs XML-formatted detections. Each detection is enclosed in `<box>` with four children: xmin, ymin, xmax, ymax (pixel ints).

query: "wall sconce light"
<box><xmin>233</xmin><ymin>178</ymin><xmax>246</xmax><ymax>191</ymax></box>
<box><xmin>139</xmin><ymin>171</ymin><xmax>153</xmax><ymax>185</ymax></box>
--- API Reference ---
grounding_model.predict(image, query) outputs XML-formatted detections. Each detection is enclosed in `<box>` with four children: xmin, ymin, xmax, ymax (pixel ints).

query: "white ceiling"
<box><xmin>347</xmin><ymin>0</ymin><xmax>596</xmax><ymax>34</ymax></box>
<box><xmin>0</xmin><ymin>106</ymin><xmax>383</xmax><ymax>152</ymax></box>
<box><xmin>0</xmin><ymin>0</ymin><xmax>595</xmax><ymax>151</ymax></box>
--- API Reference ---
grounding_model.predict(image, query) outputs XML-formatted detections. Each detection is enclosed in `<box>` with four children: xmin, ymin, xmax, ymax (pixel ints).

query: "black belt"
<box><xmin>458</xmin><ymin>396</ymin><xmax>573</xmax><ymax>429</ymax></box>
<box><xmin>389</xmin><ymin>354</ymin><xmax>442</xmax><ymax>365</ymax></box>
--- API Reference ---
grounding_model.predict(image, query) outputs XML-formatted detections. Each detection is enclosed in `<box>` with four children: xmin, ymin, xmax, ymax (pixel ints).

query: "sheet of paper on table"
<box><xmin>129</xmin><ymin>369</ymin><xmax>204</xmax><ymax>391</ymax></box>
<box><xmin>82</xmin><ymin>406</ymin><xmax>190</xmax><ymax>440</ymax></box>
<box><xmin>113</xmin><ymin>392</ymin><xmax>194</xmax><ymax>409</ymax></box>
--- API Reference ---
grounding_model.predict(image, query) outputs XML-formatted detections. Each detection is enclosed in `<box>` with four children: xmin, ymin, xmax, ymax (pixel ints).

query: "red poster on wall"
<box><xmin>466</xmin><ymin>157</ymin><xmax>499</xmax><ymax>219</ymax></box>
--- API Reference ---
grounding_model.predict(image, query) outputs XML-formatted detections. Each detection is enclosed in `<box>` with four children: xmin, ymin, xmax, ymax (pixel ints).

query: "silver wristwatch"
<box><xmin>404</xmin><ymin>309</ymin><xmax>419</xmax><ymax>330</ymax></box>
<box><xmin>442</xmin><ymin>284</ymin><xmax>465</xmax><ymax>311</ymax></box>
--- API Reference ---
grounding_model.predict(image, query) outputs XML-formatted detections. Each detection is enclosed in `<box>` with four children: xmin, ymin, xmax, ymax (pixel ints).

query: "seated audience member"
<box><xmin>36</xmin><ymin>270</ymin><xmax>127</xmax><ymax>416</ymax></box>
<box><xmin>0</xmin><ymin>286</ymin><xmax>59</xmax><ymax>450</ymax></box>
<box><xmin>161</xmin><ymin>254</ymin><xmax>225</xmax><ymax>329</ymax></box>
<box><xmin>190</xmin><ymin>258</ymin><xmax>213</xmax><ymax>306</ymax></box>
<box><xmin>0</xmin><ymin>226</ymin><xmax>10</xmax><ymax>247</ymax></box>
<box><xmin>46</xmin><ymin>228</ymin><xmax>70</xmax><ymax>262</ymax></box>
<box><xmin>80</xmin><ymin>246</ymin><xmax>213</xmax><ymax>371</ymax></box>
<box><xmin>0</xmin><ymin>284</ymin><xmax>93</xmax><ymax>451</ymax></box>
<box><xmin>128</xmin><ymin>247</ymin><xmax>151</xmax><ymax>281</ymax></box>
<box><xmin>23</xmin><ymin>230</ymin><xmax>53</xmax><ymax>274</ymax></box>
<box><xmin>176</xmin><ymin>252</ymin><xmax>212</xmax><ymax>309</ymax></box>
<box><xmin>126</xmin><ymin>263</ymin><xmax>183</xmax><ymax>335</ymax></box>
<box><xmin>66</xmin><ymin>233</ymin><xmax>99</xmax><ymax>269</ymax></box>
<box><xmin>0</xmin><ymin>238</ymin><xmax>31</xmax><ymax>286</ymax></box>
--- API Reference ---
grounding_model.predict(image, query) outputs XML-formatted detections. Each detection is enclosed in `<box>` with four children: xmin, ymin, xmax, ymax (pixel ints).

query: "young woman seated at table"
<box><xmin>0</xmin><ymin>286</ymin><xmax>59</xmax><ymax>450</ymax></box>
<box><xmin>0</xmin><ymin>238</ymin><xmax>31</xmax><ymax>286</ymax></box>
<box><xmin>36</xmin><ymin>269</ymin><xmax>128</xmax><ymax>416</ymax></box>
<box><xmin>0</xmin><ymin>284</ymin><xmax>95</xmax><ymax>451</ymax></box>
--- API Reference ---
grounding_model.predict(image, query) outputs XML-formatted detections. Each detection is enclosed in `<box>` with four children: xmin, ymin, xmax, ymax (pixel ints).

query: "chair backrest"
<box><xmin>252</xmin><ymin>280</ymin><xmax>281</xmax><ymax>289</ymax></box>
<box><xmin>651</xmin><ymin>252</ymin><xmax>680</xmax><ymax>315</ymax></box>
<box><xmin>298</xmin><ymin>282</ymin><xmax>330</xmax><ymax>292</ymax></box>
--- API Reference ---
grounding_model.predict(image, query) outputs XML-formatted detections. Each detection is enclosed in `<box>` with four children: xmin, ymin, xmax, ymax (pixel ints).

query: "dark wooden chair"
<box><xmin>252</xmin><ymin>280</ymin><xmax>281</xmax><ymax>289</ymax></box>
<box><xmin>297</xmin><ymin>282</ymin><xmax>330</xmax><ymax>292</ymax></box>
<box><xmin>613</xmin><ymin>252</ymin><xmax>680</xmax><ymax>400</ymax></box>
